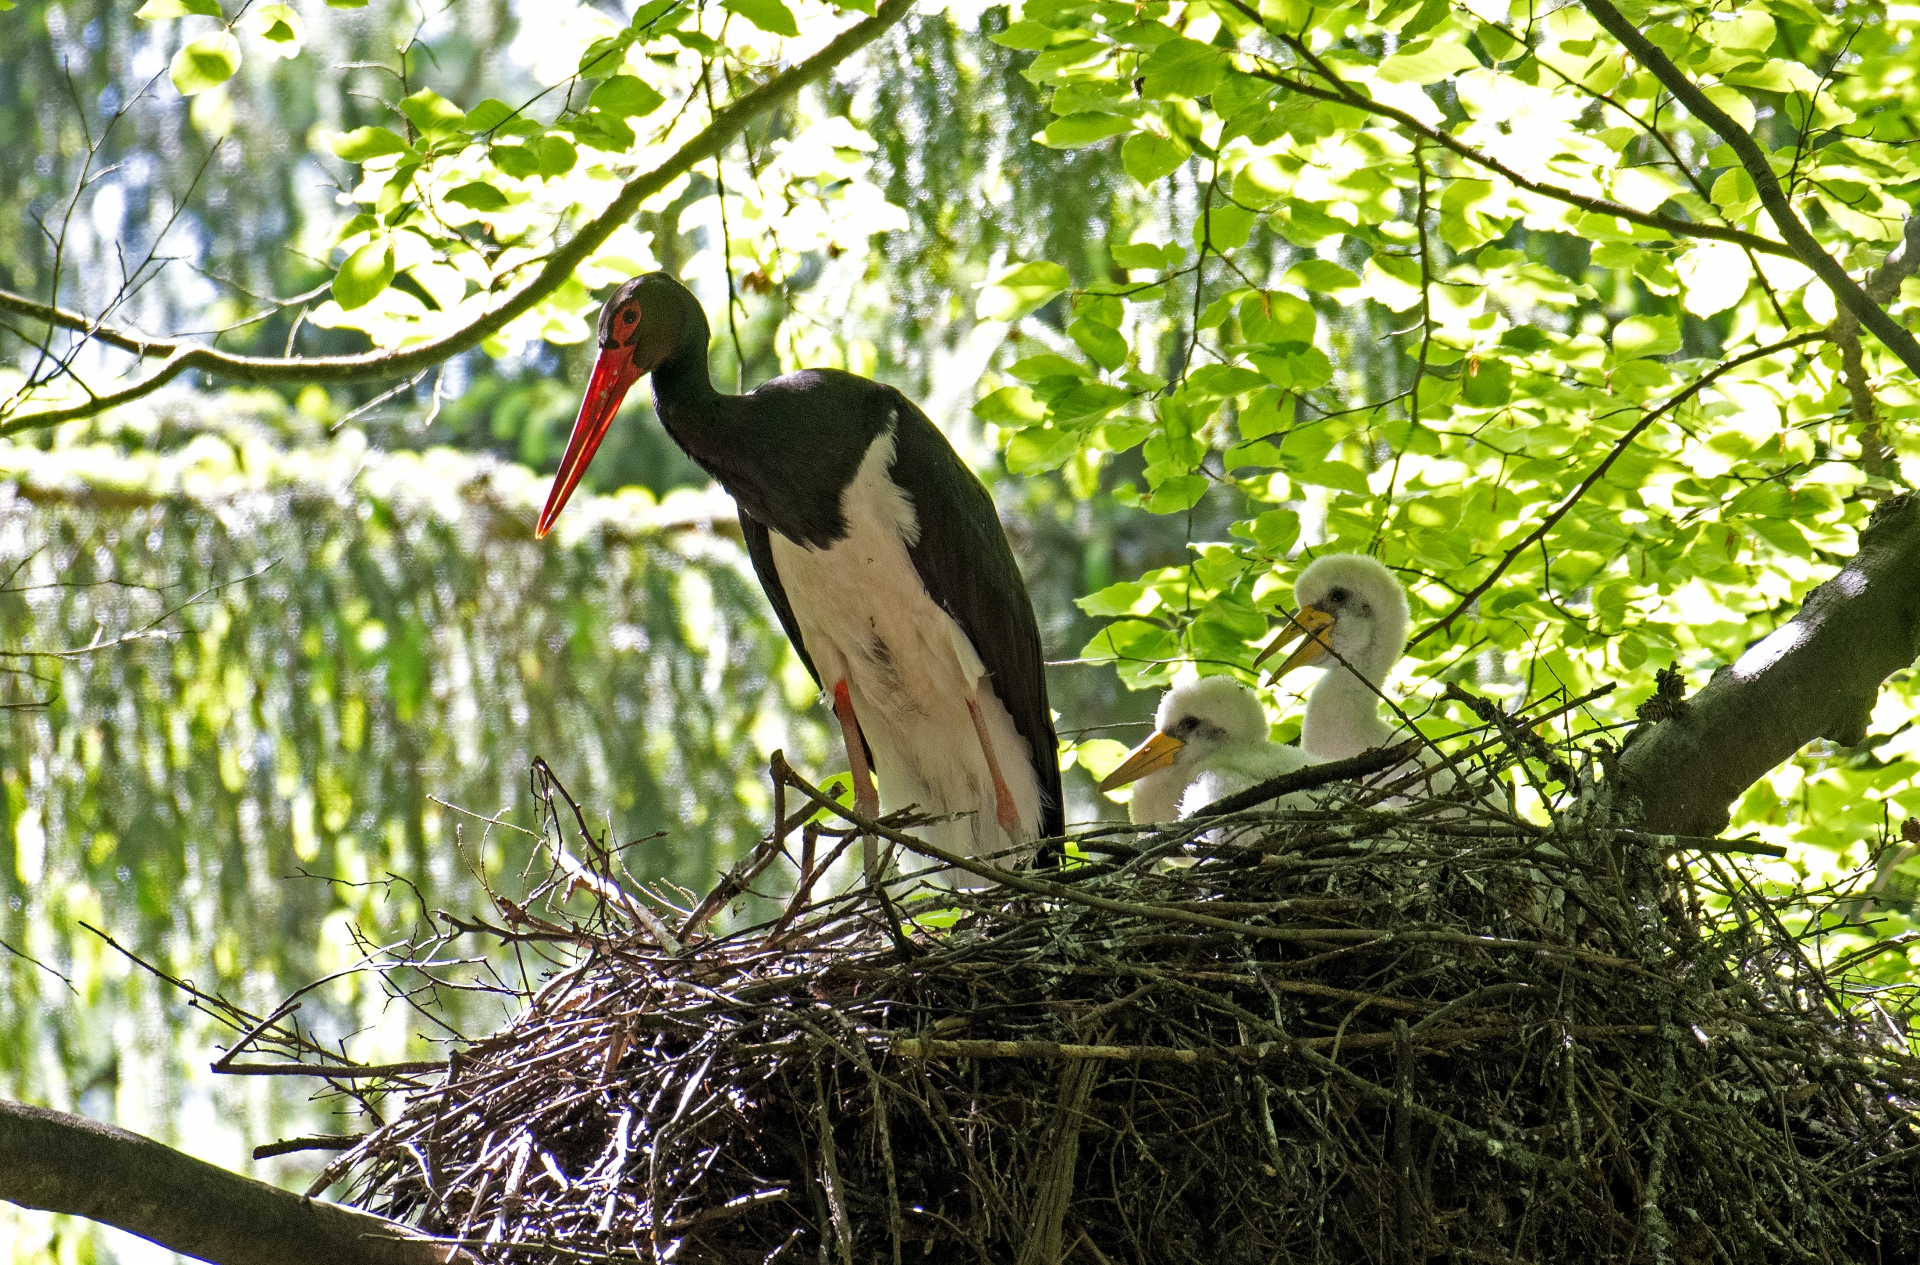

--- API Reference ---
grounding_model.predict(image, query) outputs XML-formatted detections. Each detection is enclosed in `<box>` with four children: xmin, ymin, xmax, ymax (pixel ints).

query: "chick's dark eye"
<box><xmin>1328</xmin><ymin>587</ymin><xmax>1350</xmax><ymax>604</ymax></box>
<box><xmin>1174</xmin><ymin>717</ymin><xmax>1199</xmax><ymax>736</ymax></box>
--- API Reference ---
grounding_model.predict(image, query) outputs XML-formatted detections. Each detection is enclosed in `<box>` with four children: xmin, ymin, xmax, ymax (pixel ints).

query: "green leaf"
<box><xmin>446</xmin><ymin>182</ymin><xmax>509</xmax><ymax>211</ymax></box>
<box><xmin>248</xmin><ymin>3</ymin><xmax>303</xmax><ymax>55</ymax></box>
<box><xmin>1076</xmin><ymin>582</ymin><xmax>1157</xmax><ymax>618</ymax></box>
<box><xmin>630</xmin><ymin>0</ymin><xmax>687</xmax><ymax>32</ymax></box>
<box><xmin>1288</xmin><ymin>459</ymin><xmax>1372</xmax><ymax>494</ymax></box>
<box><xmin>1707</xmin><ymin>10</ymin><xmax>1775</xmax><ymax>54</ymax></box>
<box><xmin>1140</xmin><ymin>37</ymin><xmax>1228</xmax><ymax>99</ymax></box>
<box><xmin>1461</xmin><ymin>357</ymin><xmax>1512</xmax><ymax>407</ymax></box>
<box><xmin>1049</xmin><ymin>381</ymin><xmax>1132</xmax><ymax>422</ymax></box>
<box><xmin>1241</xmin><ymin>508</ymin><xmax>1301</xmax><ymax>555</ymax></box>
<box><xmin>532</xmin><ymin>136</ymin><xmax>578</xmax><ymax>179</ymax></box>
<box><xmin>992</xmin><ymin>20</ymin><xmax>1065</xmax><ymax>50</ymax></box>
<box><xmin>1611</xmin><ymin>315</ymin><xmax>1680</xmax><ymax>361</ymax></box>
<box><xmin>977</xmin><ymin>261</ymin><xmax>1070</xmax><ymax>322</ymax></box>
<box><xmin>333</xmin><ymin>237</ymin><xmax>395</xmax><ymax>310</ymax></box>
<box><xmin>1145</xmin><ymin>474</ymin><xmax>1210</xmax><ymax>513</ymax></box>
<box><xmin>324</xmin><ymin>0</ymin><xmax>368</xmax><ymax>7</ymax></box>
<box><xmin>1121</xmin><ymin>132</ymin><xmax>1188</xmax><ymax>186</ymax></box>
<box><xmin>721</xmin><ymin>0</ymin><xmax>798</xmax><ymax>36</ymax></box>
<box><xmin>973</xmin><ymin>386</ymin><xmax>1047</xmax><ymax>425</ymax></box>
<box><xmin>1725</xmin><ymin>483</ymin><xmax>1792</xmax><ymax>518</ymax></box>
<box><xmin>330</xmin><ymin>127</ymin><xmax>411</xmax><ymax>162</ymax></box>
<box><xmin>1185</xmin><ymin>365</ymin><xmax>1267</xmax><ymax>399</ymax></box>
<box><xmin>1006</xmin><ymin>427</ymin><xmax>1080</xmax><ymax>473</ymax></box>
<box><xmin>464</xmin><ymin>99</ymin><xmax>516</xmax><ymax>133</ymax></box>
<box><xmin>1197</xmin><ymin>203</ymin><xmax>1255</xmax><ymax>251</ymax></box>
<box><xmin>1283</xmin><ymin>260</ymin><xmax>1360</xmax><ymax>295</ymax></box>
<box><xmin>590</xmin><ymin>75</ymin><xmax>666</xmax><ymax>119</ymax></box>
<box><xmin>1237</xmin><ymin>390</ymin><xmax>1292</xmax><ymax>440</ymax></box>
<box><xmin>490</xmin><ymin>144</ymin><xmax>540</xmax><ymax>179</ymax></box>
<box><xmin>170</xmin><ymin>32</ymin><xmax>240</xmax><ymax>95</ymax></box>
<box><xmin>1069</xmin><ymin>318</ymin><xmax>1128</xmax><ymax>370</ymax></box>
<box><xmin>577</xmin><ymin>34</ymin><xmax>635</xmax><ymax>77</ymax></box>
<box><xmin>1008</xmin><ymin>354</ymin><xmax>1089</xmax><ymax>383</ymax></box>
<box><xmin>401</xmin><ymin>88</ymin><xmax>466</xmax><ymax>136</ymax></box>
<box><xmin>137</xmin><ymin>0</ymin><xmax>222</xmax><ymax>16</ymax></box>
<box><xmin>1040</xmin><ymin>112</ymin><xmax>1134</xmax><ymax>148</ymax></box>
<box><xmin>1111</xmin><ymin>241</ymin><xmax>1185</xmax><ymax>270</ymax></box>
<box><xmin>1376</xmin><ymin>38</ymin><xmax>1482</xmax><ymax>85</ymax></box>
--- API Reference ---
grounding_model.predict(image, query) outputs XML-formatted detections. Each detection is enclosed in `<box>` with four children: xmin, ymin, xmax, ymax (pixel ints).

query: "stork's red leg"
<box><xmin>967</xmin><ymin>696</ymin><xmax>1023</xmax><ymax>838</ymax></box>
<box><xmin>832</xmin><ymin>682</ymin><xmax>882</xmax><ymax>878</ymax></box>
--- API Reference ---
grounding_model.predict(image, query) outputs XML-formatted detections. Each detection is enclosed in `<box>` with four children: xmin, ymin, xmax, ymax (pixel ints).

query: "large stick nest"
<box><xmin>311</xmin><ymin>741</ymin><xmax>1920</xmax><ymax>1264</ymax></box>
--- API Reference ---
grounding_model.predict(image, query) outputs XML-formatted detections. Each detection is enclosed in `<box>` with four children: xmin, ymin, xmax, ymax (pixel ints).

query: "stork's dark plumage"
<box><xmin>536</xmin><ymin>272</ymin><xmax>1062</xmax><ymax>866</ymax></box>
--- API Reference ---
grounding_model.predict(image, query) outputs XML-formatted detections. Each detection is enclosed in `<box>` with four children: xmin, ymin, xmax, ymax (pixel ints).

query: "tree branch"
<box><xmin>1830</xmin><ymin>214</ymin><xmax>1920</xmax><ymax>479</ymax></box>
<box><xmin>0</xmin><ymin>0</ymin><xmax>914</xmax><ymax>436</ymax></box>
<box><xmin>1583</xmin><ymin>0</ymin><xmax>1920</xmax><ymax>378</ymax></box>
<box><xmin>1615</xmin><ymin>494</ymin><xmax>1920</xmax><ymax>836</ymax></box>
<box><xmin>0</xmin><ymin>1097</ymin><xmax>464</xmax><ymax>1265</ymax></box>
<box><xmin>1215</xmin><ymin>6</ymin><xmax>1797</xmax><ymax>260</ymax></box>
<box><xmin>1410</xmin><ymin>331</ymin><xmax>1826</xmax><ymax>647</ymax></box>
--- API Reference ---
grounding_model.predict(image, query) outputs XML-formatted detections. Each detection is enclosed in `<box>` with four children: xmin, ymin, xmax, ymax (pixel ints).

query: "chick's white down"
<box><xmin>1119</xmin><ymin>677</ymin><xmax>1312</xmax><ymax>825</ymax></box>
<box><xmin>1284</xmin><ymin>554</ymin><xmax>1412</xmax><ymax>762</ymax></box>
<box><xmin>1271</xmin><ymin>553</ymin><xmax>1465</xmax><ymax>802</ymax></box>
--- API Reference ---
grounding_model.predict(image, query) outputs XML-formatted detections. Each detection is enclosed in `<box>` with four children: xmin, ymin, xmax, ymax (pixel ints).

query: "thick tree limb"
<box><xmin>0</xmin><ymin>1097</ymin><xmax>463</xmax><ymax>1265</ymax></box>
<box><xmin>1616</xmin><ymin>495</ymin><xmax>1920</xmax><ymax>836</ymax></box>
<box><xmin>1583</xmin><ymin>0</ymin><xmax>1920</xmax><ymax>378</ymax></box>
<box><xmin>0</xmin><ymin>0</ymin><xmax>913</xmax><ymax>436</ymax></box>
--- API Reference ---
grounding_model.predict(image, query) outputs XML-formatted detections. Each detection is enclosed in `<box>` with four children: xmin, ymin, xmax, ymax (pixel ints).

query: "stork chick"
<box><xmin>1098</xmin><ymin>676</ymin><xmax>1313</xmax><ymax>824</ymax></box>
<box><xmin>1256</xmin><ymin>553</ymin><xmax>1411</xmax><ymax>761</ymax></box>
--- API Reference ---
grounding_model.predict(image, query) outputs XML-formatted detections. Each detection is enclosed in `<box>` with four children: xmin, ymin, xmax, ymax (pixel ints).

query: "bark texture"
<box><xmin>0</xmin><ymin>1097</ymin><xmax>460</xmax><ymax>1265</ymax></box>
<box><xmin>1617</xmin><ymin>494</ymin><xmax>1920</xmax><ymax>836</ymax></box>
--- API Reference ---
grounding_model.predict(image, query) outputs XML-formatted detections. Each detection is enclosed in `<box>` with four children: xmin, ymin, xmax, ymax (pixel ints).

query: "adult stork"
<box><xmin>1096</xmin><ymin>675</ymin><xmax>1313</xmax><ymax>823</ymax></box>
<box><xmin>534</xmin><ymin>272</ymin><xmax>1062</xmax><ymax>871</ymax></box>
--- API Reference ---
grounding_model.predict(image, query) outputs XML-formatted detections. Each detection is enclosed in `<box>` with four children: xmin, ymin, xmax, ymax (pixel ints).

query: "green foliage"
<box><xmin>969</xmin><ymin>0</ymin><xmax>1920</xmax><ymax>910</ymax></box>
<box><xmin>0</xmin><ymin>392</ymin><xmax>826</xmax><ymax>1169</ymax></box>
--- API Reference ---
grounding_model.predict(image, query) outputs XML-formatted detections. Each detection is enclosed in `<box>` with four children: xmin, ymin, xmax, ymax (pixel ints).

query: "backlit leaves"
<box><xmin>334</xmin><ymin>237</ymin><xmax>395</xmax><ymax>310</ymax></box>
<box><xmin>170</xmin><ymin>32</ymin><xmax>241</xmax><ymax>95</ymax></box>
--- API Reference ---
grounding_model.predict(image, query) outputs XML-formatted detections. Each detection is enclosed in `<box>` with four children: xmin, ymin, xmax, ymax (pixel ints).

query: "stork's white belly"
<box><xmin>768</xmin><ymin>424</ymin><xmax>1041</xmax><ymax>862</ymax></box>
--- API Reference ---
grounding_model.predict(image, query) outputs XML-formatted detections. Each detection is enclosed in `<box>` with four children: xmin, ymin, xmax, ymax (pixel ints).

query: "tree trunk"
<box><xmin>1616</xmin><ymin>494</ymin><xmax>1920</xmax><ymax>836</ymax></box>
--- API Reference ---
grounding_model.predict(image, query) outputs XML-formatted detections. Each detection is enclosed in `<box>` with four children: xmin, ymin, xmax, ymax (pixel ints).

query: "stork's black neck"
<box><xmin>649</xmin><ymin>341</ymin><xmax>891</xmax><ymax>550</ymax></box>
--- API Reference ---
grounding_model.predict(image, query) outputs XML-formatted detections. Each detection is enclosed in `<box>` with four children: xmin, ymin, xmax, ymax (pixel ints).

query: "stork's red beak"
<box><xmin>535</xmin><ymin>346</ymin><xmax>644</xmax><ymax>539</ymax></box>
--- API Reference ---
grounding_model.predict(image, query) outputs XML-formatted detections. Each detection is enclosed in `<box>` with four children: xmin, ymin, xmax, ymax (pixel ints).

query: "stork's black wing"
<box><xmin>884</xmin><ymin>393</ymin><xmax>1065</xmax><ymax>837</ymax></box>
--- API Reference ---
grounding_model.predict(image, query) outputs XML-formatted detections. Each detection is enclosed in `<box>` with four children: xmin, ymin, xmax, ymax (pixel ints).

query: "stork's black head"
<box><xmin>594</xmin><ymin>272</ymin><xmax>708</xmax><ymax>372</ymax></box>
<box><xmin>536</xmin><ymin>272</ymin><xmax>712</xmax><ymax>538</ymax></box>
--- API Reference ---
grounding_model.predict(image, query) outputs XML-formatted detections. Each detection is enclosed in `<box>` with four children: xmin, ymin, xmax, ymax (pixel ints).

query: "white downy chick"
<box><xmin>1098</xmin><ymin>676</ymin><xmax>1313</xmax><ymax>824</ymax></box>
<box><xmin>1257</xmin><ymin>553</ymin><xmax>1411</xmax><ymax>762</ymax></box>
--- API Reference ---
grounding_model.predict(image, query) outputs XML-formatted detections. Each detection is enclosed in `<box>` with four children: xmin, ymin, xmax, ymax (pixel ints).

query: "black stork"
<box><xmin>534</xmin><ymin>272</ymin><xmax>1063</xmax><ymax>871</ymax></box>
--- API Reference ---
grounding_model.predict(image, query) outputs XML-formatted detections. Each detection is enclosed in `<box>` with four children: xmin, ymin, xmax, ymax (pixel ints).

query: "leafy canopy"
<box><xmin>978</xmin><ymin>0</ymin><xmax>1920</xmax><ymax>901</ymax></box>
<box><xmin>14</xmin><ymin>0</ymin><xmax>1920</xmax><ymax>967</ymax></box>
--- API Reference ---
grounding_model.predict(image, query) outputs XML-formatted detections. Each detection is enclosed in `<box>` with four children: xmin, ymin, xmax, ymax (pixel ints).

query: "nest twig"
<box><xmin>216</xmin><ymin>705</ymin><xmax>1920</xmax><ymax>1263</ymax></box>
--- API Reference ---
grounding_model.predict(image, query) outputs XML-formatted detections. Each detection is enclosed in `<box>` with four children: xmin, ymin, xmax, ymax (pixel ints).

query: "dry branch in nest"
<box><xmin>234</xmin><ymin>711</ymin><xmax>1920</xmax><ymax>1264</ymax></box>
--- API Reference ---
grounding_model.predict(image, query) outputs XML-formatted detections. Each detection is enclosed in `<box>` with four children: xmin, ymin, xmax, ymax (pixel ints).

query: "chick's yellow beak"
<box><xmin>1254</xmin><ymin>605</ymin><xmax>1338</xmax><ymax>679</ymax></box>
<box><xmin>1097</xmin><ymin>730</ymin><xmax>1186</xmax><ymax>791</ymax></box>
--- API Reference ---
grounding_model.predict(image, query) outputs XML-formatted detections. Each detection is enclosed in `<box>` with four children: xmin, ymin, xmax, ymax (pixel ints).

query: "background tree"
<box><xmin>2</xmin><ymin>0</ymin><xmax>1918</xmax><ymax>1257</ymax></box>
